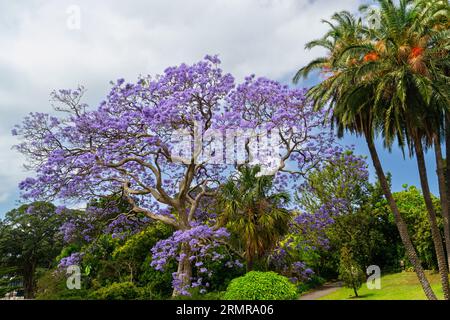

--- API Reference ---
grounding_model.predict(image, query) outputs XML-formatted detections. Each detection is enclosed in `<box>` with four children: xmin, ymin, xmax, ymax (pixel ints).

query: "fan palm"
<box><xmin>216</xmin><ymin>165</ymin><xmax>291</xmax><ymax>271</ymax></box>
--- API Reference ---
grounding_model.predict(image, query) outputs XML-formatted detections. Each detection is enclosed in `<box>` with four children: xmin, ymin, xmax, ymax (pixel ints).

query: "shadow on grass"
<box><xmin>349</xmin><ymin>293</ymin><xmax>376</xmax><ymax>299</ymax></box>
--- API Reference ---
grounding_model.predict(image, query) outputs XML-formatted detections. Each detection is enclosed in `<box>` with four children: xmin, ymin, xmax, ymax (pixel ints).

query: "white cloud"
<box><xmin>0</xmin><ymin>0</ymin><xmax>362</xmax><ymax>211</ymax></box>
<box><xmin>0</xmin><ymin>135</ymin><xmax>27</xmax><ymax>207</ymax></box>
<box><xmin>0</xmin><ymin>193</ymin><xmax>9</xmax><ymax>203</ymax></box>
<box><xmin>0</xmin><ymin>0</ymin><xmax>361</xmax><ymax>84</ymax></box>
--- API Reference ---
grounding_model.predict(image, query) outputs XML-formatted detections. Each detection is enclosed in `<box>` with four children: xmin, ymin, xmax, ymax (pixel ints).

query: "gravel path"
<box><xmin>299</xmin><ymin>281</ymin><xmax>343</xmax><ymax>300</ymax></box>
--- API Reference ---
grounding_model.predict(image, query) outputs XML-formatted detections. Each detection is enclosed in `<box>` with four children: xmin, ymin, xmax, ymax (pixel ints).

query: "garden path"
<box><xmin>298</xmin><ymin>281</ymin><xmax>342</xmax><ymax>300</ymax></box>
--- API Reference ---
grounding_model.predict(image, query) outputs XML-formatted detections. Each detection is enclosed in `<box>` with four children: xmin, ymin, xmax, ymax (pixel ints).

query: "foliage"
<box><xmin>217</xmin><ymin>165</ymin><xmax>291</xmax><ymax>271</ymax></box>
<box><xmin>338</xmin><ymin>247</ymin><xmax>366</xmax><ymax>297</ymax></box>
<box><xmin>61</xmin><ymin>222</ymin><xmax>176</xmax><ymax>299</ymax></box>
<box><xmin>171</xmin><ymin>289</ymin><xmax>225</xmax><ymax>300</ymax></box>
<box><xmin>35</xmin><ymin>270</ymin><xmax>90</xmax><ymax>300</ymax></box>
<box><xmin>114</xmin><ymin>222</ymin><xmax>175</xmax><ymax>298</ymax></box>
<box><xmin>295</xmin><ymin>152</ymin><xmax>401</xmax><ymax>278</ymax></box>
<box><xmin>295</xmin><ymin>0</ymin><xmax>450</xmax><ymax>299</ymax></box>
<box><xmin>113</xmin><ymin>222</ymin><xmax>174</xmax><ymax>283</ymax></box>
<box><xmin>0</xmin><ymin>266</ymin><xmax>21</xmax><ymax>297</ymax></box>
<box><xmin>295</xmin><ymin>151</ymin><xmax>370</xmax><ymax>259</ymax></box>
<box><xmin>58</xmin><ymin>195</ymin><xmax>146</xmax><ymax>244</ymax></box>
<box><xmin>296</xmin><ymin>275</ymin><xmax>326</xmax><ymax>294</ymax></box>
<box><xmin>223</xmin><ymin>271</ymin><xmax>298</xmax><ymax>300</ymax></box>
<box><xmin>89</xmin><ymin>282</ymin><xmax>140</xmax><ymax>300</ymax></box>
<box><xmin>14</xmin><ymin>55</ymin><xmax>340</xmax><ymax>294</ymax></box>
<box><xmin>198</xmin><ymin>246</ymin><xmax>245</xmax><ymax>292</ymax></box>
<box><xmin>77</xmin><ymin>234</ymin><xmax>122</xmax><ymax>286</ymax></box>
<box><xmin>139</xmin><ymin>255</ymin><xmax>175</xmax><ymax>299</ymax></box>
<box><xmin>295</xmin><ymin>1</ymin><xmax>449</xmax><ymax>145</ymax></box>
<box><xmin>390</xmin><ymin>186</ymin><xmax>443</xmax><ymax>269</ymax></box>
<box><xmin>0</xmin><ymin>202</ymin><xmax>66</xmax><ymax>298</ymax></box>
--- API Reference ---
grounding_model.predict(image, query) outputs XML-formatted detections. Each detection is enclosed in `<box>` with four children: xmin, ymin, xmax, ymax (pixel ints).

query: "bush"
<box><xmin>136</xmin><ymin>284</ymin><xmax>166</xmax><ymax>300</ymax></box>
<box><xmin>35</xmin><ymin>270</ymin><xmax>91</xmax><ymax>300</ymax></box>
<box><xmin>139</xmin><ymin>255</ymin><xmax>176</xmax><ymax>299</ymax></box>
<box><xmin>223</xmin><ymin>271</ymin><xmax>298</xmax><ymax>300</ymax></box>
<box><xmin>200</xmin><ymin>246</ymin><xmax>245</xmax><ymax>292</ymax></box>
<box><xmin>171</xmin><ymin>289</ymin><xmax>225</xmax><ymax>300</ymax></box>
<box><xmin>296</xmin><ymin>275</ymin><xmax>326</xmax><ymax>294</ymax></box>
<box><xmin>89</xmin><ymin>281</ymin><xmax>164</xmax><ymax>300</ymax></box>
<box><xmin>89</xmin><ymin>282</ymin><xmax>140</xmax><ymax>300</ymax></box>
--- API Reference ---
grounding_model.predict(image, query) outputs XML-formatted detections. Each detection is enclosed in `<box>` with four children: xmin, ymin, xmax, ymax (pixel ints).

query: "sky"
<box><xmin>0</xmin><ymin>0</ymin><xmax>439</xmax><ymax>217</ymax></box>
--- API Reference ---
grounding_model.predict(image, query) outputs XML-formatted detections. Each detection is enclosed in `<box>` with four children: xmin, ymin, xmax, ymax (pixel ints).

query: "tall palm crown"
<box><xmin>216</xmin><ymin>165</ymin><xmax>291</xmax><ymax>271</ymax></box>
<box><xmin>295</xmin><ymin>0</ymin><xmax>449</xmax><ymax>153</ymax></box>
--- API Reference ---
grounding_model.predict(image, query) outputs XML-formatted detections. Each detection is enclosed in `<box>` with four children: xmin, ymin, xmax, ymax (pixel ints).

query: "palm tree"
<box><xmin>360</xmin><ymin>0</ymin><xmax>450</xmax><ymax>275</ymax></box>
<box><xmin>356</xmin><ymin>0</ymin><xmax>450</xmax><ymax>299</ymax></box>
<box><xmin>293</xmin><ymin>0</ymin><xmax>450</xmax><ymax>299</ymax></box>
<box><xmin>413</xmin><ymin>0</ymin><xmax>450</xmax><ymax>272</ymax></box>
<box><xmin>216</xmin><ymin>165</ymin><xmax>291</xmax><ymax>271</ymax></box>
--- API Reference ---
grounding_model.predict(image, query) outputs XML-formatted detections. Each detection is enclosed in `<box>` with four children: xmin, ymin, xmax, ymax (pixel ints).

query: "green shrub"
<box><xmin>171</xmin><ymin>288</ymin><xmax>225</xmax><ymax>300</ymax></box>
<box><xmin>135</xmin><ymin>284</ymin><xmax>166</xmax><ymax>300</ymax></box>
<box><xmin>296</xmin><ymin>275</ymin><xmax>326</xmax><ymax>293</ymax></box>
<box><xmin>36</xmin><ymin>270</ymin><xmax>91</xmax><ymax>300</ymax></box>
<box><xmin>89</xmin><ymin>282</ymin><xmax>140</xmax><ymax>300</ymax></box>
<box><xmin>201</xmin><ymin>246</ymin><xmax>245</xmax><ymax>292</ymax></box>
<box><xmin>89</xmin><ymin>282</ymin><xmax>166</xmax><ymax>300</ymax></box>
<box><xmin>223</xmin><ymin>271</ymin><xmax>298</xmax><ymax>300</ymax></box>
<box><xmin>139</xmin><ymin>255</ymin><xmax>176</xmax><ymax>299</ymax></box>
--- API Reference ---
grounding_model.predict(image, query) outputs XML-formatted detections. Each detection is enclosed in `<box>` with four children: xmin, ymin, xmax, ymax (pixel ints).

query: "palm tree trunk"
<box><xmin>246</xmin><ymin>244</ymin><xmax>254</xmax><ymax>272</ymax></box>
<box><xmin>246</xmin><ymin>256</ymin><xmax>254</xmax><ymax>272</ymax></box>
<box><xmin>445</xmin><ymin>115</ymin><xmax>450</xmax><ymax>268</ymax></box>
<box><xmin>414</xmin><ymin>136</ymin><xmax>450</xmax><ymax>300</ymax></box>
<box><xmin>365</xmin><ymin>134</ymin><xmax>437</xmax><ymax>300</ymax></box>
<box><xmin>434</xmin><ymin>134</ymin><xmax>450</xmax><ymax>270</ymax></box>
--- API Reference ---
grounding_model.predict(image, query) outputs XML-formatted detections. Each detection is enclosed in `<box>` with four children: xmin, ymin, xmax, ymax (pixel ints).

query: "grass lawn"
<box><xmin>320</xmin><ymin>271</ymin><xmax>444</xmax><ymax>300</ymax></box>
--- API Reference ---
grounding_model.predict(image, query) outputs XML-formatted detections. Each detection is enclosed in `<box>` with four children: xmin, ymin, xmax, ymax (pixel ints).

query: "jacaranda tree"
<box><xmin>13</xmin><ymin>55</ymin><xmax>338</xmax><ymax>296</ymax></box>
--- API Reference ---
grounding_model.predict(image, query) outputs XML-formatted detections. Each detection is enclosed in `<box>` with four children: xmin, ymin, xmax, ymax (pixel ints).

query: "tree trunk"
<box><xmin>445</xmin><ymin>115</ymin><xmax>450</xmax><ymax>269</ymax></box>
<box><xmin>353</xmin><ymin>286</ymin><xmax>359</xmax><ymax>297</ymax></box>
<box><xmin>365</xmin><ymin>134</ymin><xmax>437</xmax><ymax>300</ymax></box>
<box><xmin>246</xmin><ymin>255</ymin><xmax>254</xmax><ymax>272</ymax></box>
<box><xmin>414</xmin><ymin>136</ymin><xmax>450</xmax><ymax>300</ymax></box>
<box><xmin>128</xmin><ymin>263</ymin><xmax>134</xmax><ymax>283</ymax></box>
<box><xmin>172</xmin><ymin>243</ymin><xmax>192</xmax><ymax>297</ymax></box>
<box><xmin>23</xmin><ymin>262</ymin><xmax>36</xmax><ymax>299</ymax></box>
<box><xmin>434</xmin><ymin>134</ymin><xmax>450</xmax><ymax>270</ymax></box>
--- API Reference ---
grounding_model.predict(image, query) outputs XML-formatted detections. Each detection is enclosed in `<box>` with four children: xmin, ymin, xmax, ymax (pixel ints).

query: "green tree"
<box><xmin>217</xmin><ymin>165</ymin><xmax>291</xmax><ymax>271</ymax></box>
<box><xmin>0</xmin><ymin>202</ymin><xmax>65</xmax><ymax>298</ymax></box>
<box><xmin>298</xmin><ymin>152</ymin><xmax>401</xmax><ymax>275</ymax></box>
<box><xmin>113</xmin><ymin>222</ymin><xmax>174</xmax><ymax>285</ymax></box>
<box><xmin>112</xmin><ymin>222</ymin><xmax>177</xmax><ymax>299</ymax></box>
<box><xmin>338</xmin><ymin>246</ymin><xmax>366</xmax><ymax>298</ymax></box>
<box><xmin>0</xmin><ymin>266</ymin><xmax>21</xmax><ymax>297</ymax></box>
<box><xmin>387</xmin><ymin>185</ymin><xmax>443</xmax><ymax>270</ymax></box>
